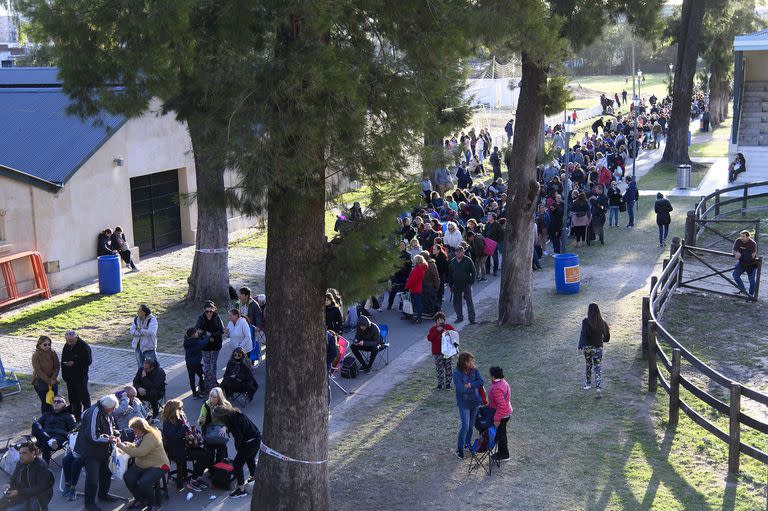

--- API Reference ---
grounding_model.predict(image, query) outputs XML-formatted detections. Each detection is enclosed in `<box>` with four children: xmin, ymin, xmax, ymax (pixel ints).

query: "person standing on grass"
<box><xmin>195</xmin><ymin>301</ymin><xmax>225</xmax><ymax>394</ymax></box>
<box><xmin>578</xmin><ymin>303</ymin><xmax>611</xmax><ymax>397</ymax></box>
<box><xmin>61</xmin><ymin>330</ymin><xmax>92</xmax><ymax>421</ymax></box>
<box><xmin>130</xmin><ymin>305</ymin><xmax>158</xmax><ymax>368</ymax></box>
<box><xmin>448</xmin><ymin>246</ymin><xmax>476</xmax><ymax>324</ymax></box>
<box><xmin>623</xmin><ymin>176</ymin><xmax>639</xmax><ymax>228</ymax></box>
<box><xmin>452</xmin><ymin>352</ymin><xmax>484</xmax><ymax>459</ymax></box>
<box><xmin>427</xmin><ymin>313</ymin><xmax>455</xmax><ymax>390</ymax></box>
<box><xmin>732</xmin><ymin>230</ymin><xmax>758</xmax><ymax>302</ymax></box>
<box><xmin>654</xmin><ymin>192</ymin><xmax>674</xmax><ymax>247</ymax></box>
<box><xmin>488</xmin><ymin>366</ymin><xmax>512</xmax><ymax>462</ymax></box>
<box><xmin>31</xmin><ymin>335</ymin><xmax>59</xmax><ymax>415</ymax></box>
<box><xmin>607</xmin><ymin>181</ymin><xmax>622</xmax><ymax>227</ymax></box>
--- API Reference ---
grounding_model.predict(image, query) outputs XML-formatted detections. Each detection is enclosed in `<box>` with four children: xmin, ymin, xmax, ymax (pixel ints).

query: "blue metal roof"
<box><xmin>0</xmin><ymin>68</ymin><xmax>126</xmax><ymax>190</ymax></box>
<box><xmin>0</xmin><ymin>67</ymin><xmax>62</xmax><ymax>86</ymax></box>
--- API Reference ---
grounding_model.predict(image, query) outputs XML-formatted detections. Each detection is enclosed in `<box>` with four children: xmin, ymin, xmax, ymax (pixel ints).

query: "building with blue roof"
<box><xmin>0</xmin><ymin>67</ymin><xmax>249</xmax><ymax>294</ymax></box>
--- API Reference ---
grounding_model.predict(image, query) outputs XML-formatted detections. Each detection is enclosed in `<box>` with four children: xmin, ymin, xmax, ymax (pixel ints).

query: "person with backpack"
<box><xmin>426</xmin><ymin>313</ymin><xmax>455</xmax><ymax>390</ymax></box>
<box><xmin>578</xmin><ymin>303</ymin><xmax>611</xmax><ymax>397</ymax></box>
<box><xmin>211</xmin><ymin>405</ymin><xmax>261</xmax><ymax>499</ymax></box>
<box><xmin>452</xmin><ymin>352</ymin><xmax>484</xmax><ymax>459</ymax></box>
<box><xmin>130</xmin><ymin>305</ymin><xmax>158</xmax><ymax>369</ymax></box>
<box><xmin>654</xmin><ymin>192</ymin><xmax>674</xmax><ymax>247</ymax></box>
<box><xmin>488</xmin><ymin>366</ymin><xmax>513</xmax><ymax>462</ymax></box>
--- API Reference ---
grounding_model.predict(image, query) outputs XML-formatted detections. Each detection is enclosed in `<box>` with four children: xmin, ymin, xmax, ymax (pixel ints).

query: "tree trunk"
<box><xmin>251</xmin><ymin>14</ymin><xmax>330</xmax><ymax>511</ymax></box>
<box><xmin>498</xmin><ymin>53</ymin><xmax>544</xmax><ymax>327</ymax></box>
<box><xmin>185</xmin><ymin>118</ymin><xmax>230</xmax><ymax>306</ymax></box>
<box><xmin>661</xmin><ymin>0</ymin><xmax>706</xmax><ymax>165</ymax></box>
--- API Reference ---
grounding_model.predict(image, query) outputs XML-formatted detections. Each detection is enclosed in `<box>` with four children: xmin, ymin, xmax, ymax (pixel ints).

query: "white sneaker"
<box><xmin>543</xmin><ymin>251</ymin><xmax>549</xmax><ymax>256</ymax></box>
<box><xmin>583</xmin><ymin>384</ymin><xmax>591</xmax><ymax>390</ymax></box>
<box><xmin>596</xmin><ymin>388</ymin><xmax>602</xmax><ymax>398</ymax></box>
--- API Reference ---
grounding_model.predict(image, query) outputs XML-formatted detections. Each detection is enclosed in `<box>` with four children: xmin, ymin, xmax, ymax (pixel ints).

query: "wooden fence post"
<box><xmin>677</xmin><ymin>240</ymin><xmax>685</xmax><ymax>287</ymax></box>
<box><xmin>669</xmin><ymin>236</ymin><xmax>680</xmax><ymax>258</ymax></box>
<box><xmin>650</xmin><ymin>276</ymin><xmax>658</xmax><ymax>294</ymax></box>
<box><xmin>641</xmin><ymin>296</ymin><xmax>650</xmax><ymax>359</ymax></box>
<box><xmin>742</xmin><ymin>186</ymin><xmax>748</xmax><ymax>218</ymax></box>
<box><xmin>714</xmin><ymin>191</ymin><xmax>721</xmax><ymax>217</ymax></box>
<box><xmin>662</xmin><ymin>258</ymin><xmax>669</xmax><ymax>270</ymax></box>
<box><xmin>728</xmin><ymin>383</ymin><xmax>741</xmax><ymax>474</ymax></box>
<box><xmin>648</xmin><ymin>320</ymin><xmax>658</xmax><ymax>393</ymax></box>
<box><xmin>755</xmin><ymin>220</ymin><xmax>760</xmax><ymax>252</ymax></box>
<box><xmin>685</xmin><ymin>210</ymin><xmax>697</xmax><ymax>247</ymax></box>
<box><xmin>669</xmin><ymin>348</ymin><xmax>681</xmax><ymax>425</ymax></box>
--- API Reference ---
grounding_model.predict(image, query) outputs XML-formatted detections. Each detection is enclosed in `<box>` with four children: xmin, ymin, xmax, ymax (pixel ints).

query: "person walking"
<box><xmin>61</xmin><ymin>330</ymin><xmax>92</xmax><ymax>421</ymax></box>
<box><xmin>130</xmin><ymin>305</ymin><xmax>158</xmax><ymax>368</ymax></box>
<box><xmin>732</xmin><ymin>230</ymin><xmax>758</xmax><ymax>302</ymax></box>
<box><xmin>654</xmin><ymin>192</ymin><xmax>674</xmax><ymax>247</ymax></box>
<box><xmin>623</xmin><ymin>176</ymin><xmax>639</xmax><ymax>228</ymax></box>
<box><xmin>31</xmin><ymin>336</ymin><xmax>60</xmax><ymax>416</ymax></box>
<box><xmin>75</xmin><ymin>395</ymin><xmax>119</xmax><ymax>511</ymax></box>
<box><xmin>448</xmin><ymin>246</ymin><xmax>476</xmax><ymax>324</ymax></box>
<box><xmin>195</xmin><ymin>301</ymin><xmax>225</xmax><ymax>394</ymax></box>
<box><xmin>578</xmin><ymin>303</ymin><xmax>611</xmax><ymax>397</ymax></box>
<box><xmin>114</xmin><ymin>417</ymin><xmax>169</xmax><ymax>511</ymax></box>
<box><xmin>211</xmin><ymin>405</ymin><xmax>261</xmax><ymax>499</ymax></box>
<box><xmin>488</xmin><ymin>366</ymin><xmax>513</xmax><ymax>462</ymax></box>
<box><xmin>426</xmin><ymin>313</ymin><xmax>455</xmax><ymax>390</ymax></box>
<box><xmin>452</xmin><ymin>352</ymin><xmax>484</xmax><ymax>459</ymax></box>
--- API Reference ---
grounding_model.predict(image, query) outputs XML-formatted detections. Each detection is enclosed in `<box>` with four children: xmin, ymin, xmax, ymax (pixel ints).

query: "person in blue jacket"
<box><xmin>452</xmin><ymin>352</ymin><xmax>484</xmax><ymax>459</ymax></box>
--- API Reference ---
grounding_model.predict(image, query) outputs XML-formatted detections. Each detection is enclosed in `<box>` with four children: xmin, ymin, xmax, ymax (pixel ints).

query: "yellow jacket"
<box><xmin>120</xmin><ymin>428</ymin><xmax>169</xmax><ymax>469</ymax></box>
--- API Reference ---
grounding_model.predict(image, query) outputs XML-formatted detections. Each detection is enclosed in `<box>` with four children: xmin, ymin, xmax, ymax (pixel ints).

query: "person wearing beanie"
<box><xmin>654</xmin><ymin>192</ymin><xmax>673</xmax><ymax>247</ymax></box>
<box><xmin>349</xmin><ymin>316</ymin><xmax>383</xmax><ymax>372</ymax></box>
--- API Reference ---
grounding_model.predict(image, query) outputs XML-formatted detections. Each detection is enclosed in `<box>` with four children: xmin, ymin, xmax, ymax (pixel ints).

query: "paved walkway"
<box><xmin>0</xmin><ymin>335</ymin><xmax>185</xmax><ymax>386</ymax></box>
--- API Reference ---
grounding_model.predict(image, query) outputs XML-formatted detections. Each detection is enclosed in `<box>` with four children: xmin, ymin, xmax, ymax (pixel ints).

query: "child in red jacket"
<box><xmin>488</xmin><ymin>366</ymin><xmax>513</xmax><ymax>461</ymax></box>
<box><xmin>426</xmin><ymin>312</ymin><xmax>455</xmax><ymax>389</ymax></box>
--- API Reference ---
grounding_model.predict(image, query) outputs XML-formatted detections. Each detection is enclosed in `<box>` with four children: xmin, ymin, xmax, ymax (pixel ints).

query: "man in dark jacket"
<box><xmin>349</xmin><ymin>316</ymin><xmax>383</xmax><ymax>372</ymax></box>
<box><xmin>75</xmin><ymin>395</ymin><xmax>118</xmax><ymax>511</ymax></box>
<box><xmin>489</xmin><ymin>146</ymin><xmax>502</xmax><ymax>181</ymax></box>
<box><xmin>2</xmin><ymin>441</ymin><xmax>54</xmax><ymax>511</ymax></box>
<box><xmin>61</xmin><ymin>330</ymin><xmax>92</xmax><ymax>421</ymax></box>
<box><xmin>654</xmin><ymin>192</ymin><xmax>674</xmax><ymax>247</ymax></box>
<box><xmin>132</xmin><ymin>358</ymin><xmax>166</xmax><ymax>418</ymax></box>
<box><xmin>448</xmin><ymin>246</ymin><xmax>476</xmax><ymax>324</ymax></box>
<box><xmin>31</xmin><ymin>396</ymin><xmax>76</xmax><ymax>464</ymax></box>
<box><xmin>483</xmin><ymin>213</ymin><xmax>504</xmax><ymax>276</ymax></box>
<box><xmin>588</xmin><ymin>186</ymin><xmax>609</xmax><ymax>246</ymax></box>
<box><xmin>623</xmin><ymin>176</ymin><xmax>639</xmax><ymax>228</ymax></box>
<box><xmin>504</xmin><ymin>119</ymin><xmax>514</xmax><ymax>144</ymax></box>
<box><xmin>96</xmin><ymin>229</ymin><xmax>115</xmax><ymax>257</ymax></box>
<box><xmin>399</xmin><ymin>218</ymin><xmax>417</xmax><ymax>241</ymax></box>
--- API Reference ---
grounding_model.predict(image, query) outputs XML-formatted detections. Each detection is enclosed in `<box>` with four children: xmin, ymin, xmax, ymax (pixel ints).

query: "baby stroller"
<box><xmin>467</xmin><ymin>405</ymin><xmax>500</xmax><ymax>475</ymax></box>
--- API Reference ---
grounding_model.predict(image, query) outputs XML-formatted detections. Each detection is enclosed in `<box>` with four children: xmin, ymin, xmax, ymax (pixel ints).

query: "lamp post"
<box><xmin>668</xmin><ymin>63</ymin><xmax>674</xmax><ymax>97</ymax></box>
<box><xmin>706</xmin><ymin>71</ymin><xmax>712</xmax><ymax>108</ymax></box>
<box><xmin>562</xmin><ymin>118</ymin><xmax>575</xmax><ymax>252</ymax></box>
<box><xmin>632</xmin><ymin>69</ymin><xmax>642</xmax><ymax>182</ymax></box>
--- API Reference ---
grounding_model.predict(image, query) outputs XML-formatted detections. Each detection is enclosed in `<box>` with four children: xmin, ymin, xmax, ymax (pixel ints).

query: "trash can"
<box><xmin>676</xmin><ymin>164</ymin><xmax>691</xmax><ymax>189</ymax></box>
<box><xmin>554</xmin><ymin>253</ymin><xmax>580</xmax><ymax>294</ymax></box>
<box><xmin>97</xmin><ymin>254</ymin><xmax>122</xmax><ymax>295</ymax></box>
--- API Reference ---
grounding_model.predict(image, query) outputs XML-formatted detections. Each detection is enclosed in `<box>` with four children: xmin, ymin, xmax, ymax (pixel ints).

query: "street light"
<box><xmin>632</xmin><ymin>93</ymin><xmax>640</xmax><ymax>182</ymax></box>
<box><xmin>668</xmin><ymin>63</ymin><xmax>674</xmax><ymax>96</ymax></box>
<box><xmin>562</xmin><ymin>118</ymin><xmax>575</xmax><ymax>252</ymax></box>
<box><xmin>706</xmin><ymin>71</ymin><xmax>712</xmax><ymax>108</ymax></box>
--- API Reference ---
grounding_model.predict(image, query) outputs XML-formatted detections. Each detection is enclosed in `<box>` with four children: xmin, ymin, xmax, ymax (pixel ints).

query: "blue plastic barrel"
<box><xmin>97</xmin><ymin>254</ymin><xmax>122</xmax><ymax>295</ymax></box>
<box><xmin>553</xmin><ymin>253</ymin><xmax>580</xmax><ymax>294</ymax></box>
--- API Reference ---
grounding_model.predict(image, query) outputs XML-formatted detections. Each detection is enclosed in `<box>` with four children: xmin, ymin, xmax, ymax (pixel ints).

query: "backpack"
<box><xmin>210</xmin><ymin>460</ymin><xmax>235</xmax><ymax>490</ymax></box>
<box><xmin>340</xmin><ymin>357</ymin><xmax>359</xmax><ymax>379</ymax></box>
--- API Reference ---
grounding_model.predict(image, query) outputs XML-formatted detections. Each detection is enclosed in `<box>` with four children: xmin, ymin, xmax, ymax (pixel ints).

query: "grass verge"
<box><xmin>690</xmin><ymin>116</ymin><xmax>732</xmax><ymax>158</ymax></box>
<box><xmin>640</xmin><ymin>161</ymin><xmax>711</xmax><ymax>190</ymax></box>
<box><xmin>569</xmin><ymin>73</ymin><xmax>670</xmax><ymax>101</ymax></box>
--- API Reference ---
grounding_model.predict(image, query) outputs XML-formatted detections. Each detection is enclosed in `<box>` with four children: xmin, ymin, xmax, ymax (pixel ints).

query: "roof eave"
<box><xmin>0</xmin><ymin>164</ymin><xmax>63</xmax><ymax>192</ymax></box>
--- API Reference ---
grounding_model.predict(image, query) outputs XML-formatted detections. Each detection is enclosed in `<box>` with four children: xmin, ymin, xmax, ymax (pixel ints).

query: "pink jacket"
<box><xmin>488</xmin><ymin>379</ymin><xmax>513</xmax><ymax>423</ymax></box>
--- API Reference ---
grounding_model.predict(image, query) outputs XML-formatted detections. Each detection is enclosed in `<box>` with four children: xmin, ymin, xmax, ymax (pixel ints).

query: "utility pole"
<box><xmin>631</xmin><ymin>37</ymin><xmax>636</xmax><ymax>101</ymax></box>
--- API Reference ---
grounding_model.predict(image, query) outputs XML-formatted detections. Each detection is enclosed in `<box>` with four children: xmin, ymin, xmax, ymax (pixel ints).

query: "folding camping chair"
<box><xmin>328</xmin><ymin>336</ymin><xmax>351</xmax><ymax>396</ymax></box>
<box><xmin>467</xmin><ymin>425</ymin><xmax>499</xmax><ymax>476</ymax></box>
<box><xmin>359</xmin><ymin>324</ymin><xmax>389</xmax><ymax>372</ymax></box>
<box><xmin>0</xmin><ymin>356</ymin><xmax>21</xmax><ymax>402</ymax></box>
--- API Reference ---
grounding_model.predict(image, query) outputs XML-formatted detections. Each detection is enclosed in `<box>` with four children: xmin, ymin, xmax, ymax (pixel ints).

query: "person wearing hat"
<box><xmin>654</xmin><ymin>192</ymin><xmax>674</xmax><ymax>247</ymax></box>
<box><xmin>349</xmin><ymin>316</ymin><xmax>383</xmax><ymax>372</ymax></box>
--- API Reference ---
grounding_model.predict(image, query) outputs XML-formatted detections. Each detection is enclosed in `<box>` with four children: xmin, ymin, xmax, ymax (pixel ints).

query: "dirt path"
<box><xmin>327</xmin><ymin>198</ymin><xmax>767</xmax><ymax>510</ymax></box>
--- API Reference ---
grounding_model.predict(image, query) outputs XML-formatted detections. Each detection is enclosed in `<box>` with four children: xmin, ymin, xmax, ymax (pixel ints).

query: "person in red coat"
<box><xmin>405</xmin><ymin>254</ymin><xmax>428</xmax><ymax>324</ymax></box>
<box><xmin>426</xmin><ymin>312</ymin><xmax>455</xmax><ymax>389</ymax></box>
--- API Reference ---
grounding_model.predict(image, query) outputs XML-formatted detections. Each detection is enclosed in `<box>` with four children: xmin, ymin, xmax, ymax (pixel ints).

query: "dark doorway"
<box><xmin>130</xmin><ymin>170</ymin><xmax>182</xmax><ymax>255</ymax></box>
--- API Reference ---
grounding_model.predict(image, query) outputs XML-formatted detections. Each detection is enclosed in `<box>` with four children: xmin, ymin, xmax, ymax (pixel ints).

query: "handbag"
<box><xmin>204</xmin><ymin>424</ymin><xmax>228</xmax><ymax>447</ymax></box>
<box><xmin>45</xmin><ymin>385</ymin><xmax>54</xmax><ymax>405</ymax></box>
<box><xmin>483</xmin><ymin>237</ymin><xmax>497</xmax><ymax>256</ymax></box>
<box><xmin>619</xmin><ymin>200</ymin><xmax>627</xmax><ymax>212</ymax></box>
<box><xmin>108</xmin><ymin>448</ymin><xmax>130</xmax><ymax>480</ymax></box>
<box><xmin>401</xmin><ymin>292</ymin><xmax>413</xmax><ymax>316</ymax></box>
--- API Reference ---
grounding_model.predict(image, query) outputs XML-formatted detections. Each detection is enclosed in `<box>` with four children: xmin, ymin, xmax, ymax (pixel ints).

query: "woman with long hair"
<box><xmin>221</xmin><ymin>348</ymin><xmax>258</xmax><ymax>402</ymax></box>
<box><xmin>31</xmin><ymin>335</ymin><xmax>59</xmax><ymax>415</ymax></box>
<box><xmin>570</xmin><ymin>192</ymin><xmax>591</xmax><ymax>247</ymax></box>
<box><xmin>405</xmin><ymin>254</ymin><xmax>429</xmax><ymax>324</ymax></box>
<box><xmin>195</xmin><ymin>300</ymin><xmax>225</xmax><ymax>394</ymax></box>
<box><xmin>488</xmin><ymin>366</ymin><xmax>513</xmax><ymax>462</ymax></box>
<box><xmin>115</xmin><ymin>418</ymin><xmax>169</xmax><ymax>511</ymax></box>
<box><xmin>452</xmin><ymin>352</ymin><xmax>484</xmax><ymax>459</ymax></box>
<box><xmin>578</xmin><ymin>303</ymin><xmax>611</xmax><ymax>396</ymax></box>
<box><xmin>160</xmin><ymin>399</ymin><xmax>212</xmax><ymax>491</ymax></box>
<box><xmin>197</xmin><ymin>387</ymin><xmax>231</xmax><ymax>463</ymax></box>
<box><xmin>211</xmin><ymin>405</ymin><xmax>261</xmax><ymax>499</ymax></box>
<box><xmin>324</xmin><ymin>293</ymin><xmax>343</xmax><ymax>334</ymax></box>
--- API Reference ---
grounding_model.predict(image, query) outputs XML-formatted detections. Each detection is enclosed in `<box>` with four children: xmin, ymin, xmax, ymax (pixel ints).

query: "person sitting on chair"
<box><xmin>349</xmin><ymin>316</ymin><xmax>383</xmax><ymax>373</ymax></box>
<box><xmin>114</xmin><ymin>386</ymin><xmax>149</xmax><ymax>440</ymax></box>
<box><xmin>1</xmin><ymin>440</ymin><xmax>54</xmax><ymax>511</ymax></box>
<box><xmin>114</xmin><ymin>418</ymin><xmax>169</xmax><ymax>511</ymax></box>
<box><xmin>220</xmin><ymin>349</ymin><xmax>258</xmax><ymax>402</ymax></box>
<box><xmin>160</xmin><ymin>399</ymin><xmax>211</xmax><ymax>491</ymax></box>
<box><xmin>31</xmin><ymin>395</ymin><xmax>76</xmax><ymax>464</ymax></box>
<box><xmin>132</xmin><ymin>359</ymin><xmax>166</xmax><ymax>418</ymax></box>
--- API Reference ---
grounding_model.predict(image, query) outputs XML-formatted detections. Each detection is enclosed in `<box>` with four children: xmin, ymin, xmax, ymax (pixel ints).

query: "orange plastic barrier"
<box><xmin>0</xmin><ymin>251</ymin><xmax>52</xmax><ymax>309</ymax></box>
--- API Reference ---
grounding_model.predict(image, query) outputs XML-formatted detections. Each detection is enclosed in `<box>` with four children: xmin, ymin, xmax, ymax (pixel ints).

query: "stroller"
<box><xmin>467</xmin><ymin>405</ymin><xmax>500</xmax><ymax>475</ymax></box>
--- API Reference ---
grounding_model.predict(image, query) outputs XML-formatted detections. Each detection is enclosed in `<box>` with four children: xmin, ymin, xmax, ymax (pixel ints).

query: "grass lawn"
<box><xmin>690</xmin><ymin>115</ymin><xmax>733</xmax><ymax>158</ymax></box>
<box><xmin>329</xmin><ymin>196</ymin><xmax>765</xmax><ymax>510</ymax></box>
<box><xmin>569</xmin><ymin>97</ymin><xmax>600</xmax><ymax>110</ymax></box>
<box><xmin>569</xmin><ymin>73</ymin><xmax>670</xmax><ymax>101</ymax></box>
<box><xmin>640</xmin><ymin>162</ymin><xmax>711</xmax><ymax>190</ymax></box>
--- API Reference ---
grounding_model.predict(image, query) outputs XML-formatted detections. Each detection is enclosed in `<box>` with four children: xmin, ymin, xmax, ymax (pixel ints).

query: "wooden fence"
<box><xmin>643</xmin><ymin>239</ymin><xmax>767</xmax><ymax>474</ymax></box>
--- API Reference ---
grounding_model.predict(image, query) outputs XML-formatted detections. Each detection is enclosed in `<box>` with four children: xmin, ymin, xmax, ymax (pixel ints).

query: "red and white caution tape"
<box><xmin>195</xmin><ymin>248</ymin><xmax>228</xmax><ymax>254</ymax></box>
<box><xmin>259</xmin><ymin>442</ymin><xmax>327</xmax><ymax>465</ymax></box>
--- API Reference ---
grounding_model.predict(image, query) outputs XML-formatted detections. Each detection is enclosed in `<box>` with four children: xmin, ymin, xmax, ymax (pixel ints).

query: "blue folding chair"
<box><xmin>360</xmin><ymin>324</ymin><xmax>390</xmax><ymax>372</ymax></box>
<box><xmin>468</xmin><ymin>425</ymin><xmax>500</xmax><ymax>475</ymax></box>
<box><xmin>0</xmin><ymin>356</ymin><xmax>21</xmax><ymax>402</ymax></box>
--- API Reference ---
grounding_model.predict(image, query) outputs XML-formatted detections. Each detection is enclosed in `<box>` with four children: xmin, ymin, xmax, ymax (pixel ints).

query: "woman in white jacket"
<box><xmin>443</xmin><ymin>222</ymin><xmax>463</xmax><ymax>256</ymax></box>
<box><xmin>226</xmin><ymin>309</ymin><xmax>253</xmax><ymax>357</ymax></box>
<box><xmin>130</xmin><ymin>304</ymin><xmax>158</xmax><ymax>368</ymax></box>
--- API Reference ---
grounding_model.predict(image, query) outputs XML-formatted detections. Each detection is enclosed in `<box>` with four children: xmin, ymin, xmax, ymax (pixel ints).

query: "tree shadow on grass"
<box><xmin>0</xmin><ymin>292</ymin><xmax>105</xmax><ymax>335</ymax></box>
